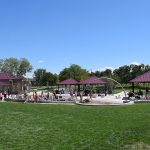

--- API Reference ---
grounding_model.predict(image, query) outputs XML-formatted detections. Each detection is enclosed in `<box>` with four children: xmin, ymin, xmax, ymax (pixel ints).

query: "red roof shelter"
<box><xmin>129</xmin><ymin>71</ymin><xmax>150</xmax><ymax>93</ymax></box>
<box><xmin>130</xmin><ymin>71</ymin><xmax>150</xmax><ymax>83</ymax></box>
<box><xmin>58</xmin><ymin>76</ymin><xmax>106</xmax><ymax>93</ymax></box>
<box><xmin>58</xmin><ymin>78</ymin><xmax>79</xmax><ymax>85</ymax></box>
<box><xmin>0</xmin><ymin>72</ymin><xmax>24</xmax><ymax>80</ymax></box>
<box><xmin>58</xmin><ymin>76</ymin><xmax>106</xmax><ymax>85</ymax></box>
<box><xmin>80</xmin><ymin>76</ymin><xmax>106</xmax><ymax>85</ymax></box>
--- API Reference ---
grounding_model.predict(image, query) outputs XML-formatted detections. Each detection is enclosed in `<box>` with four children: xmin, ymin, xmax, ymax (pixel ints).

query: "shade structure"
<box><xmin>0</xmin><ymin>72</ymin><xmax>24</xmax><ymax>80</ymax></box>
<box><xmin>80</xmin><ymin>76</ymin><xmax>106</xmax><ymax>85</ymax></box>
<box><xmin>58</xmin><ymin>78</ymin><xmax>79</xmax><ymax>85</ymax></box>
<box><xmin>130</xmin><ymin>71</ymin><xmax>150</xmax><ymax>83</ymax></box>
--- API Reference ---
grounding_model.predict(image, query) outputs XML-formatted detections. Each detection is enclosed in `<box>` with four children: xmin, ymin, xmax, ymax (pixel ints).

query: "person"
<box><xmin>74</xmin><ymin>90</ymin><xmax>78</xmax><ymax>100</ymax></box>
<box><xmin>146</xmin><ymin>88</ymin><xmax>149</xmax><ymax>98</ymax></box>
<box><xmin>0</xmin><ymin>92</ymin><xmax>3</xmax><ymax>100</ymax></box>
<box><xmin>53</xmin><ymin>91</ymin><xmax>57</xmax><ymax>100</ymax></box>
<box><xmin>79</xmin><ymin>91</ymin><xmax>83</xmax><ymax>103</ymax></box>
<box><xmin>61</xmin><ymin>89</ymin><xmax>64</xmax><ymax>94</ymax></box>
<box><xmin>34</xmin><ymin>91</ymin><xmax>38</xmax><ymax>103</ymax></box>
<box><xmin>7</xmin><ymin>87</ymin><xmax>10</xmax><ymax>97</ymax></box>
<box><xmin>105</xmin><ymin>90</ymin><xmax>107</xmax><ymax>96</ymax></box>
<box><xmin>128</xmin><ymin>91</ymin><xmax>134</xmax><ymax>99</ymax></box>
<box><xmin>24</xmin><ymin>92</ymin><xmax>28</xmax><ymax>103</ymax></box>
<box><xmin>70</xmin><ymin>90</ymin><xmax>74</xmax><ymax>99</ymax></box>
<box><xmin>4</xmin><ymin>91</ymin><xmax>7</xmax><ymax>99</ymax></box>
<box><xmin>89</xmin><ymin>90</ymin><xmax>93</xmax><ymax>100</ymax></box>
<box><xmin>47</xmin><ymin>92</ymin><xmax>50</xmax><ymax>100</ymax></box>
<box><xmin>41</xmin><ymin>91</ymin><xmax>43</xmax><ymax>97</ymax></box>
<box><xmin>138</xmin><ymin>90</ymin><xmax>143</xmax><ymax>96</ymax></box>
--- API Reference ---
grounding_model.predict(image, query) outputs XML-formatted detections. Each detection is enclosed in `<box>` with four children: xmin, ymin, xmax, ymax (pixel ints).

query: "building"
<box><xmin>0</xmin><ymin>72</ymin><xmax>30</xmax><ymax>94</ymax></box>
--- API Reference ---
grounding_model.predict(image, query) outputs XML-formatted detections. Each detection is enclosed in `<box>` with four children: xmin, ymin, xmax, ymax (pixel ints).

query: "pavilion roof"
<box><xmin>80</xmin><ymin>76</ymin><xmax>106</xmax><ymax>85</ymax></box>
<box><xmin>0</xmin><ymin>72</ymin><xmax>24</xmax><ymax>80</ymax></box>
<box><xmin>130</xmin><ymin>71</ymin><xmax>150</xmax><ymax>83</ymax></box>
<box><xmin>58</xmin><ymin>78</ymin><xmax>79</xmax><ymax>85</ymax></box>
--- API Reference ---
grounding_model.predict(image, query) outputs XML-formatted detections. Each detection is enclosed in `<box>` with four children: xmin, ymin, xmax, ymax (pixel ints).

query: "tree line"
<box><xmin>1</xmin><ymin>58</ymin><xmax>150</xmax><ymax>86</ymax></box>
<box><xmin>34</xmin><ymin>64</ymin><xmax>150</xmax><ymax>86</ymax></box>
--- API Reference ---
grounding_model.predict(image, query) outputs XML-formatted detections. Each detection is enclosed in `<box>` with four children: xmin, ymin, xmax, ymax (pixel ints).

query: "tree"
<box><xmin>42</xmin><ymin>72</ymin><xmax>57</xmax><ymax>86</ymax></box>
<box><xmin>18</xmin><ymin>58</ymin><xmax>33</xmax><ymax>75</ymax></box>
<box><xmin>33</xmin><ymin>69</ymin><xmax>58</xmax><ymax>86</ymax></box>
<box><xmin>0</xmin><ymin>59</ymin><xmax>4</xmax><ymax>71</ymax></box>
<box><xmin>144</xmin><ymin>65</ymin><xmax>150</xmax><ymax>72</ymax></box>
<box><xmin>90</xmin><ymin>69</ymin><xmax>112</xmax><ymax>78</ymax></box>
<box><xmin>0</xmin><ymin>57</ymin><xmax>33</xmax><ymax>76</ymax></box>
<box><xmin>59</xmin><ymin>64</ymin><xmax>89</xmax><ymax>81</ymax></box>
<box><xmin>90</xmin><ymin>71</ymin><xmax>101</xmax><ymax>77</ymax></box>
<box><xmin>113</xmin><ymin>65</ymin><xmax>131</xmax><ymax>83</ymax></box>
<box><xmin>1</xmin><ymin>58</ymin><xmax>19</xmax><ymax>73</ymax></box>
<box><xmin>34</xmin><ymin>69</ymin><xmax>46</xmax><ymax>86</ymax></box>
<box><xmin>59</xmin><ymin>68</ymin><xmax>70</xmax><ymax>81</ymax></box>
<box><xmin>100</xmin><ymin>69</ymin><xmax>113</xmax><ymax>77</ymax></box>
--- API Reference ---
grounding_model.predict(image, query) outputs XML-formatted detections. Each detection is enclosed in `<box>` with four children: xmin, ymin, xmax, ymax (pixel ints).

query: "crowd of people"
<box><xmin>0</xmin><ymin>88</ymin><xmax>95</xmax><ymax>103</ymax></box>
<box><xmin>127</xmin><ymin>89</ymin><xmax>150</xmax><ymax>100</ymax></box>
<box><xmin>0</xmin><ymin>91</ymin><xmax>8</xmax><ymax>101</ymax></box>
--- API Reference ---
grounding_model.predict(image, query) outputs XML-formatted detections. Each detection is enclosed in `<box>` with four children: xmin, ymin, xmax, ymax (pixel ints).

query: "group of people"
<box><xmin>127</xmin><ymin>89</ymin><xmax>150</xmax><ymax>100</ymax></box>
<box><xmin>0</xmin><ymin>91</ymin><xmax>8</xmax><ymax>101</ymax></box>
<box><xmin>69</xmin><ymin>89</ymin><xmax>93</xmax><ymax>103</ymax></box>
<box><xmin>24</xmin><ymin>91</ymin><xmax>51</xmax><ymax>103</ymax></box>
<box><xmin>0</xmin><ymin>88</ymin><xmax>94</xmax><ymax>103</ymax></box>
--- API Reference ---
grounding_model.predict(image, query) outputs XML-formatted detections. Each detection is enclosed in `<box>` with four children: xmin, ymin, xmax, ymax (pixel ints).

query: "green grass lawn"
<box><xmin>0</xmin><ymin>103</ymin><xmax>150</xmax><ymax>150</ymax></box>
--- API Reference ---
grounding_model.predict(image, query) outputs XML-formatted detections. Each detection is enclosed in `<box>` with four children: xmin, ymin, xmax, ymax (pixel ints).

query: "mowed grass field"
<box><xmin>0</xmin><ymin>103</ymin><xmax>150</xmax><ymax>150</ymax></box>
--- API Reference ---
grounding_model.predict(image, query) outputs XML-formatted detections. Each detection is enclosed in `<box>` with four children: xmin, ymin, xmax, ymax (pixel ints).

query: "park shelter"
<box><xmin>80</xmin><ymin>76</ymin><xmax>106</xmax><ymax>85</ymax></box>
<box><xmin>0</xmin><ymin>72</ymin><xmax>30</xmax><ymax>94</ymax></box>
<box><xmin>58</xmin><ymin>78</ymin><xmax>79</xmax><ymax>92</ymax></box>
<box><xmin>58</xmin><ymin>78</ymin><xmax>79</xmax><ymax>85</ymax></box>
<box><xmin>58</xmin><ymin>76</ymin><xmax>106</xmax><ymax>93</ymax></box>
<box><xmin>129</xmin><ymin>71</ymin><xmax>150</xmax><ymax>93</ymax></box>
<box><xmin>79</xmin><ymin>76</ymin><xmax>106</xmax><ymax>94</ymax></box>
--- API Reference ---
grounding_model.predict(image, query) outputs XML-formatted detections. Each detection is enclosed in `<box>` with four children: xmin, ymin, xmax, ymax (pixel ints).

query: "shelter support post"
<box><xmin>132</xmin><ymin>83</ymin><xmax>134</xmax><ymax>93</ymax></box>
<box><xmin>78</xmin><ymin>84</ymin><xmax>80</xmax><ymax>92</ymax></box>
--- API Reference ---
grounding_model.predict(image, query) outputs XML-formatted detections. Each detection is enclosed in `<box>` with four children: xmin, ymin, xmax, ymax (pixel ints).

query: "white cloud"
<box><xmin>38</xmin><ymin>60</ymin><xmax>45</xmax><ymax>64</ymax></box>
<box><xmin>130</xmin><ymin>61</ymin><xmax>141</xmax><ymax>66</ymax></box>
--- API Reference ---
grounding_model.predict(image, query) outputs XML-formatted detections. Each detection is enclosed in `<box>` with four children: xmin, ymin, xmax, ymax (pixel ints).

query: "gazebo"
<box><xmin>58</xmin><ymin>78</ymin><xmax>79</xmax><ymax>92</ymax></box>
<box><xmin>129</xmin><ymin>71</ymin><xmax>150</xmax><ymax>93</ymax></box>
<box><xmin>58</xmin><ymin>76</ymin><xmax>106</xmax><ymax>94</ymax></box>
<box><xmin>80</xmin><ymin>76</ymin><xmax>106</xmax><ymax>85</ymax></box>
<box><xmin>79</xmin><ymin>76</ymin><xmax>106</xmax><ymax>95</ymax></box>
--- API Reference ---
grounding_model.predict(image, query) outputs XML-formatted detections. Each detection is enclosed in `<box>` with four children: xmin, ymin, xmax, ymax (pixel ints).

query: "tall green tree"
<box><xmin>1</xmin><ymin>58</ymin><xmax>19</xmax><ymax>73</ymax></box>
<box><xmin>113</xmin><ymin>65</ymin><xmax>131</xmax><ymax>83</ymax></box>
<box><xmin>144</xmin><ymin>65</ymin><xmax>150</xmax><ymax>72</ymax></box>
<box><xmin>0</xmin><ymin>57</ymin><xmax>32</xmax><ymax>75</ymax></box>
<box><xmin>42</xmin><ymin>72</ymin><xmax>57</xmax><ymax>86</ymax></box>
<box><xmin>90</xmin><ymin>69</ymin><xmax>112</xmax><ymax>78</ymax></box>
<box><xmin>33</xmin><ymin>69</ymin><xmax>58</xmax><ymax>86</ymax></box>
<box><xmin>34</xmin><ymin>69</ymin><xmax>46</xmax><ymax>86</ymax></box>
<box><xmin>18</xmin><ymin>58</ymin><xmax>33</xmax><ymax>75</ymax></box>
<box><xmin>59</xmin><ymin>64</ymin><xmax>89</xmax><ymax>81</ymax></box>
<box><xmin>100</xmin><ymin>69</ymin><xmax>113</xmax><ymax>77</ymax></box>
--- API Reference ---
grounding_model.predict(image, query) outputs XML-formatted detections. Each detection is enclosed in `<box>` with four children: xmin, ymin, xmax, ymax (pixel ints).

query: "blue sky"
<box><xmin>0</xmin><ymin>0</ymin><xmax>150</xmax><ymax>76</ymax></box>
